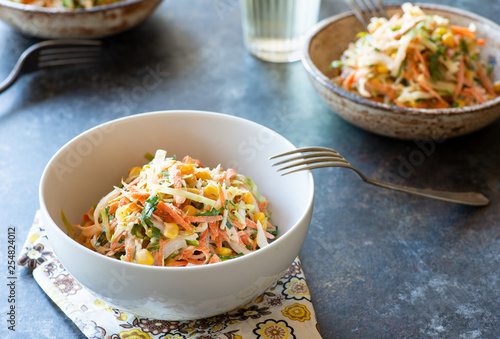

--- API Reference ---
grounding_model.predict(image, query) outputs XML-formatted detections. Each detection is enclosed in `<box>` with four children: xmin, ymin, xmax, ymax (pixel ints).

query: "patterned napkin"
<box><xmin>18</xmin><ymin>211</ymin><xmax>322</xmax><ymax>339</ymax></box>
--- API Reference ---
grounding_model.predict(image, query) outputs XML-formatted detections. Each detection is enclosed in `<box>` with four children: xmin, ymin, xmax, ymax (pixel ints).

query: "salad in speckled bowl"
<box><xmin>0</xmin><ymin>0</ymin><xmax>162</xmax><ymax>38</ymax></box>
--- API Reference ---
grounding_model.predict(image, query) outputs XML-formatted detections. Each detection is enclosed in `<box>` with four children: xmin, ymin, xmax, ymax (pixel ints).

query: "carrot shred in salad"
<box><xmin>331</xmin><ymin>3</ymin><xmax>500</xmax><ymax>109</ymax></box>
<box><xmin>11</xmin><ymin>0</ymin><xmax>124</xmax><ymax>9</ymax></box>
<box><xmin>69</xmin><ymin>150</ymin><xmax>277</xmax><ymax>267</ymax></box>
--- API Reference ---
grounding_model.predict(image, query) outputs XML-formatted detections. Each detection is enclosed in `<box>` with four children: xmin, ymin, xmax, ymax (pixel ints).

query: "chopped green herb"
<box><xmin>147</xmin><ymin>226</ymin><xmax>161</xmax><ymax>239</ymax></box>
<box><xmin>144</xmin><ymin>152</ymin><xmax>155</xmax><ymax>161</ymax></box>
<box><xmin>196</xmin><ymin>207</ymin><xmax>223</xmax><ymax>216</ymax></box>
<box><xmin>139</xmin><ymin>195</ymin><xmax>159</xmax><ymax>228</ymax></box>
<box><xmin>131</xmin><ymin>224</ymin><xmax>145</xmax><ymax>239</ymax></box>
<box><xmin>267</xmin><ymin>226</ymin><xmax>278</xmax><ymax>237</ymax></box>
<box><xmin>460</xmin><ymin>39</ymin><xmax>469</xmax><ymax>55</ymax></box>
<box><xmin>204</xmin><ymin>253</ymin><xmax>214</xmax><ymax>264</ymax></box>
<box><xmin>429</xmin><ymin>54</ymin><xmax>442</xmax><ymax>81</ymax></box>
<box><xmin>218</xmin><ymin>253</ymin><xmax>244</xmax><ymax>260</ymax></box>
<box><xmin>95</xmin><ymin>227</ymin><xmax>106</xmax><ymax>248</ymax></box>
<box><xmin>147</xmin><ymin>243</ymin><xmax>159</xmax><ymax>251</ymax></box>
<box><xmin>330</xmin><ymin>60</ymin><xmax>345</xmax><ymax>68</ymax></box>
<box><xmin>60</xmin><ymin>209</ymin><xmax>76</xmax><ymax>238</ymax></box>
<box><xmin>186</xmin><ymin>240</ymin><xmax>199</xmax><ymax>246</ymax></box>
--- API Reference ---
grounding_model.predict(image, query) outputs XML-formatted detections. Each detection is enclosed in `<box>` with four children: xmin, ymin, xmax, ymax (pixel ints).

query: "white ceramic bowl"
<box><xmin>39</xmin><ymin>110</ymin><xmax>314</xmax><ymax>320</ymax></box>
<box><xmin>302</xmin><ymin>3</ymin><xmax>500</xmax><ymax>140</ymax></box>
<box><xmin>0</xmin><ymin>0</ymin><xmax>162</xmax><ymax>39</ymax></box>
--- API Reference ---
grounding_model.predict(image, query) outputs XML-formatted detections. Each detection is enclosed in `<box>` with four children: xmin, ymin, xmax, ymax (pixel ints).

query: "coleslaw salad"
<box><xmin>9</xmin><ymin>0</ymin><xmax>124</xmax><ymax>9</ymax></box>
<box><xmin>65</xmin><ymin>150</ymin><xmax>277</xmax><ymax>267</ymax></box>
<box><xmin>332</xmin><ymin>3</ymin><xmax>499</xmax><ymax>109</ymax></box>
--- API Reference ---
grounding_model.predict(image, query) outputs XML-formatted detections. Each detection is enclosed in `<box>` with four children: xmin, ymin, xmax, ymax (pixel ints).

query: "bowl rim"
<box><xmin>0</xmin><ymin>0</ymin><xmax>153</xmax><ymax>13</ymax></box>
<box><xmin>39</xmin><ymin>110</ymin><xmax>315</xmax><ymax>273</ymax></box>
<box><xmin>302</xmin><ymin>2</ymin><xmax>500</xmax><ymax>116</ymax></box>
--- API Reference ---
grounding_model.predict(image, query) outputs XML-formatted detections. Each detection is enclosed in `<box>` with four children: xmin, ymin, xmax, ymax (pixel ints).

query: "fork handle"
<box><xmin>365</xmin><ymin>178</ymin><xmax>490</xmax><ymax>206</ymax></box>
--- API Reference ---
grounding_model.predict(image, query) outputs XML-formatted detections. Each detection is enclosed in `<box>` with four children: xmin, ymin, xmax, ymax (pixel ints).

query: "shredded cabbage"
<box><xmin>332</xmin><ymin>3</ymin><xmax>498</xmax><ymax>108</ymax></box>
<box><xmin>69</xmin><ymin>150</ymin><xmax>277</xmax><ymax>267</ymax></box>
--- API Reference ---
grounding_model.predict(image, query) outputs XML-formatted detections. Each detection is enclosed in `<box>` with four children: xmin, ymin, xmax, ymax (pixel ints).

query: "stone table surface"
<box><xmin>0</xmin><ymin>0</ymin><xmax>499</xmax><ymax>338</ymax></box>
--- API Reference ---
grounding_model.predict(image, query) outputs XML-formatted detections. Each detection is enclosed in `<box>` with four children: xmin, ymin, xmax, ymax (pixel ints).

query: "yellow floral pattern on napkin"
<box><xmin>18</xmin><ymin>211</ymin><xmax>322</xmax><ymax>339</ymax></box>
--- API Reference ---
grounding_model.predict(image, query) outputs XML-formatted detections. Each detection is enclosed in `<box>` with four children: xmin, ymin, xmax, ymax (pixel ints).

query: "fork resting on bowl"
<box><xmin>271</xmin><ymin>147</ymin><xmax>489</xmax><ymax>206</ymax></box>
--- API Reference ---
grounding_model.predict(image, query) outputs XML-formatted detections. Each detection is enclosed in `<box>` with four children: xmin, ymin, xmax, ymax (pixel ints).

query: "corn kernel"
<box><xmin>253</xmin><ymin>212</ymin><xmax>267</xmax><ymax>229</ymax></box>
<box><xmin>163</xmin><ymin>222</ymin><xmax>179</xmax><ymax>239</ymax></box>
<box><xmin>137</xmin><ymin>249</ymin><xmax>155</xmax><ymax>265</ymax></box>
<box><xmin>376</xmin><ymin>65</ymin><xmax>389</xmax><ymax>74</ymax></box>
<box><xmin>182</xmin><ymin>205</ymin><xmax>198</xmax><ymax>217</ymax></box>
<box><xmin>195</xmin><ymin>170</ymin><xmax>212</xmax><ymax>180</ymax></box>
<box><xmin>243</xmin><ymin>192</ymin><xmax>254</xmax><ymax>204</ymax></box>
<box><xmin>215</xmin><ymin>246</ymin><xmax>233</xmax><ymax>256</ymax></box>
<box><xmin>128</xmin><ymin>166</ymin><xmax>142</xmax><ymax>178</ymax></box>
<box><xmin>115</xmin><ymin>205</ymin><xmax>130</xmax><ymax>221</ymax></box>
<box><xmin>433</xmin><ymin>27</ymin><xmax>448</xmax><ymax>36</ymax></box>
<box><xmin>181</xmin><ymin>164</ymin><xmax>195</xmax><ymax>175</ymax></box>
<box><xmin>442</xmin><ymin>32</ymin><xmax>456</xmax><ymax>47</ymax></box>
<box><xmin>184</xmin><ymin>175</ymin><xmax>197</xmax><ymax>185</ymax></box>
<box><xmin>204</xmin><ymin>185</ymin><xmax>218</xmax><ymax>199</ymax></box>
<box><xmin>464</xmin><ymin>69</ymin><xmax>473</xmax><ymax>80</ymax></box>
<box><xmin>493</xmin><ymin>81</ymin><xmax>500</xmax><ymax>94</ymax></box>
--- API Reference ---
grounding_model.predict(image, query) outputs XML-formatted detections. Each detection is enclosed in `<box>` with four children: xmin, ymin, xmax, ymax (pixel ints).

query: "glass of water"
<box><xmin>240</xmin><ymin>0</ymin><xmax>321</xmax><ymax>63</ymax></box>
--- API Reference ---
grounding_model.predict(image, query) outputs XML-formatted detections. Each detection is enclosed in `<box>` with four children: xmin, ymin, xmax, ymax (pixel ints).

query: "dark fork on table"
<box><xmin>271</xmin><ymin>146</ymin><xmax>490</xmax><ymax>206</ymax></box>
<box><xmin>0</xmin><ymin>39</ymin><xmax>102</xmax><ymax>94</ymax></box>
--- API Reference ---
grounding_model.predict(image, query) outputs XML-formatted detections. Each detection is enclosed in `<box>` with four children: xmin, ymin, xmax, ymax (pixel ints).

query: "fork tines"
<box><xmin>343</xmin><ymin>0</ymin><xmax>389</xmax><ymax>28</ymax></box>
<box><xmin>36</xmin><ymin>40</ymin><xmax>102</xmax><ymax>68</ymax></box>
<box><xmin>270</xmin><ymin>147</ymin><xmax>351</xmax><ymax>175</ymax></box>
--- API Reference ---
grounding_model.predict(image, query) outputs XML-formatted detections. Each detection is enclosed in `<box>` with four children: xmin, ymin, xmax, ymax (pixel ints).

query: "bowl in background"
<box><xmin>0</xmin><ymin>0</ymin><xmax>162</xmax><ymax>39</ymax></box>
<box><xmin>302</xmin><ymin>3</ymin><xmax>500</xmax><ymax>140</ymax></box>
<box><xmin>39</xmin><ymin>110</ymin><xmax>314</xmax><ymax>320</ymax></box>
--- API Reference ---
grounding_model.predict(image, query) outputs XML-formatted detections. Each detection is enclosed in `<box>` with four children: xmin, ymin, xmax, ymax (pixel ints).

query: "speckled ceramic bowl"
<box><xmin>0</xmin><ymin>0</ymin><xmax>162</xmax><ymax>39</ymax></box>
<box><xmin>302</xmin><ymin>3</ymin><xmax>500</xmax><ymax>140</ymax></box>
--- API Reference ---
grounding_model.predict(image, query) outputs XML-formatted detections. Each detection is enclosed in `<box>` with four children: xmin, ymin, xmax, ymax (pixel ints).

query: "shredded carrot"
<box><xmin>417</xmin><ymin>78</ymin><xmax>448</xmax><ymax>105</ymax></box>
<box><xmin>476</xmin><ymin>38</ymin><xmax>486</xmax><ymax>46</ymax></box>
<box><xmin>125</xmin><ymin>238</ymin><xmax>134</xmax><ymax>262</ymax></box>
<box><xmin>415</xmin><ymin>49</ymin><xmax>430</xmax><ymax>79</ymax></box>
<box><xmin>184</xmin><ymin>215</ymin><xmax>223</xmax><ymax>223</ymax></box>
<box><xmin>70</xmin><ymin>150</ymin><xmax>275</xmax><ymax>266</ymax></box>
<box><xmin>449</xmin><ymin>25</ymin><xmax>475</xmax><ymax>38</ymax></box>
<box><xmin>330</xmin><ymin>3</ymin><xmax>496</xmax><ymax>109</ymax></box>
<box><xmin>342</xmin><ymin>70</ymin><xmax>356</xmax><ymax>89</ymax></box>
<box><xmin>157</xmin><ymin>201</ymin><xmax>192</xmax><ymax>232</ymax></box>
<box><xmin>157</xmin><ymin>238</ymin><xmax>165</xmax><ymax>266</ymax></box>
<box><xmin>476</xmin><ymin>63</ymin><xmax>497</xmax><ymax>97</ymax></box>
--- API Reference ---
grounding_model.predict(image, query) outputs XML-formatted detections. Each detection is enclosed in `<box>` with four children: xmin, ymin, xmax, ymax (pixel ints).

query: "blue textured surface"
<box><xmin>0</xmin><ymin>0</ymin><xmax>499</xmax><ymax>338</ymax></box>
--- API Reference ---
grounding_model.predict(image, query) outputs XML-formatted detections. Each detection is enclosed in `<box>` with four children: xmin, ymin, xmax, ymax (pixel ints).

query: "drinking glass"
<box><xmin>240</xmin><ymin>0</ymin><xmax>321</xmax><ymax>63</ymax></box>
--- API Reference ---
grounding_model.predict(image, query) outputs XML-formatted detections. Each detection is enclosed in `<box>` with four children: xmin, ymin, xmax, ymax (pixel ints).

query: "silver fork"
<box><xmin>270</xmin><ymin>147</ymin><xmax>490</xmax><ymax>206</ymax></box>
<box><xmin>342</xmin><ymin>0</ymin><xmax>389</xmax><ymax>28</ymax></box>
<box><xmin>0</xmin><ymin>39</ymin><xmax>102</xmax><ymax>94</ymax></box>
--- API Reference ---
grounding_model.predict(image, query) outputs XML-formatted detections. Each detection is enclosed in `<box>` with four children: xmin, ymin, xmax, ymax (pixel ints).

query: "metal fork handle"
<box><xmin>0</xmin><ymin>57</ymin><xmax>24</xmax><ymax>94</ymax></box>
<box><xmin>364</xmin><ymin>177</ymin><xmax>490</xmax><ymax>206</ymax></box>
